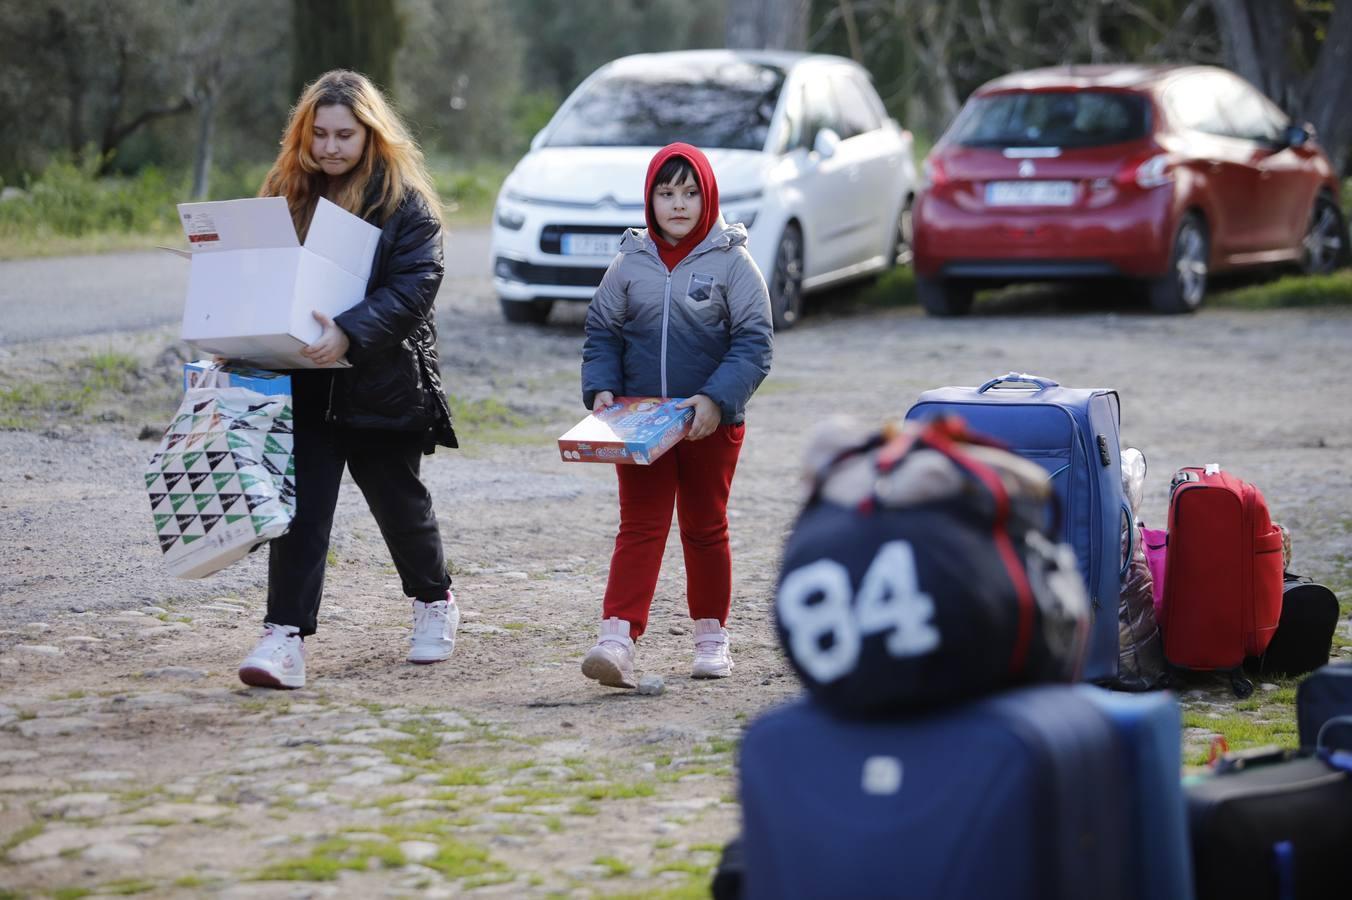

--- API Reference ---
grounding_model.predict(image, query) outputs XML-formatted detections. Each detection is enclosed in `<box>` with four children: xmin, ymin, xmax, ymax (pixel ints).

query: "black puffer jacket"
<box><xmin>329</xmin><ymin>189</ymin><xmax>457</xmax><ymax>450</ymax></box>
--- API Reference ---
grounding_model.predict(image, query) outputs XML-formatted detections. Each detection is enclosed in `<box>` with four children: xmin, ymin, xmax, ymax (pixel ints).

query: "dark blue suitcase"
<box><xmin>905</xmin><ymin>372</ymin><xmax>1130</xmax><ymax>682</ymax></box>
<box><xmin>739</xmin><ymin>686</ymin><xmax>1128</xmax><ymax>900</ymax></box>
<box><xmin>1297</xmin><ymin>663</ymin><xmax>1352</xmax><ymax>750</ymax></box>
<box><xmin>1076</xmin><ymin>686</ymin><xmax>1195</xmax><ymax>900</ymax></box>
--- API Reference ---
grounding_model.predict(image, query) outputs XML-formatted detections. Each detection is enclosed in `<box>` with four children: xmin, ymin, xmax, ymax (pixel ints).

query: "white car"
<box><xmin>491</xmin><ymin>50</ymin><xmax>917</xmax><ymax>328</ymax></box>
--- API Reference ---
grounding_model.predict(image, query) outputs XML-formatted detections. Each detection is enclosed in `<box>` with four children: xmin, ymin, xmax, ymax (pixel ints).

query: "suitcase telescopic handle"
<box><xmin>977</xmin><ymin>372</ymin><xmax>1060</xmax><ymax>393</ymax></box>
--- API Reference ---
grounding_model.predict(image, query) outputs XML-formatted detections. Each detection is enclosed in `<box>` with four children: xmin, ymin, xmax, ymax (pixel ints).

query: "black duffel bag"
<box><xmin>774</xmin><ymin>416</ymin><xmax>1090</xmax><ymax>716</ymax></box>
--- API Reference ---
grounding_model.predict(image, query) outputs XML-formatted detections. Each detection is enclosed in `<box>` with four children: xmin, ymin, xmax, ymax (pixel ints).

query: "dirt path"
<box><xmin>2</xmin><ymin>282</ymin><xmax>1350</xmax><ymax>898</ymax></box>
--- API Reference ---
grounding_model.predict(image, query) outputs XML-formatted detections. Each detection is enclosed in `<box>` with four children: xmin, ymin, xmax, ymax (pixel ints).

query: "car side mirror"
<box><xmin>813</xmin><ymin>128</ymin><xmax>841</xmax><ymax>160</ymax></box>
<box><xmin>1281</xmin><ymin>123</ymin><xmax>1311</xmax><ymax>148</ymax></box>
<box><xmin>530</xmin><ymin>129</ymin><xmax>547</xmax><ymax>152</ymax></box>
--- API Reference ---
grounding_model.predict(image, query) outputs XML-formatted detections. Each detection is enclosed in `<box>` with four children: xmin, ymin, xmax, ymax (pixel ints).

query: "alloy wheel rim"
<box><xmin>894</xmin><ymin>205</ymin><xmax>914</xmax><ymax>267</ymax></box>
<box><xmin>775</xmin><ymin>232</ymin><xmax>804</xmax><ymax>323</ymax></box>
<box><xmin>1303</xmin><ymin>201</ymin><xmax>1343</xmax><ymax>274</ymax></box>
<box><xmin>1176</xmin><ymin>224</ymin><xmax>1207</xmax><ymax>307</ymax></box>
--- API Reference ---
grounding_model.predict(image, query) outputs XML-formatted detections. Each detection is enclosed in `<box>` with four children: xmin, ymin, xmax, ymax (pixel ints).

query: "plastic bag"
<box><xmin>145</xmin><ymin>379</ymin><xmax>295</xmax><ymax>578</ymax></box>
<box><xmin>1113</xmin><ymin>448</ymin><xmax>1167</xmax><ymax>690</ymax></box>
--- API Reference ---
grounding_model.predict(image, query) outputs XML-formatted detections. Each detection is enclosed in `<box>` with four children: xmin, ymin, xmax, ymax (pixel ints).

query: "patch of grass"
<box><xmin>853</xmin><ymin>266</ymin><xmax>919</xmax><ymax>310</ymax></box>
<box><xmin>52</xmin><ymin>890</ymin><xmax>93</xmax><ymax>900</ymax></box>
<box><xmin>581</xmin><ymin>781</ymin><xmax>657</xmax><ymax>801</ymax></box>
<box><xmin>502</xmin><ymin>621</ymin><xmax>527</xmax><ymax>631</ymax></box>
<box><xmin>594</xmin><ymin>854</ymin><xmax>632</xmax><ymax>877</ymax></box>
<box><xmin>427</xmin><ymin>157</ymin><xmax>509</xmax><ymax>226</ymax></box>
<box><xmin>255</xmin><ymin>837</ymin><xmax>406</xmax><ymax>881</ymax></box>
<box><xmin>420</xmin><ymin>838</ymin><xmax>506</xmax><ymax>881</ymax></box>
<box><xmin>173</xmin><ymin>875</ymin><xmax>206</xmax><ymax>888</ymax></box>
<box><xmin>438</xmin><ymin>766</ymin><xmax>490</xmax><ymax>787</ymax></box>
<box><xmin>376</xmin><ymin>723</ymin><xmax>443</xmax><ymax>763</ymax></box>
<box><xmin>446</xmin><ymin>395</ymin><xmax>548</xmax><ymax>446</ymax></box>
<box><xmin>99</xmin><ymin>881</ymin><xmax>157</xmax><ymax>896</ymax></box>
<box><xmin>0</xmin><ymin>350</ymin><xmax>144</xmax><ymax>430</ymax></box>
<box><xmin>569</xmin><ymin>800</ymin><xmax>600</xmax><ymax>816</ymax></box>
<box><xmin>1</xmin><ymin>821</ymin><xmax>44</xmax><ymax>854</ymax></box>
<box><xmin>654</xmin><ymin>838</ymin><xmax>676</xmax><ymax>850</ymax></box>
<box><xmin>1210</xmin><ymin>270</ymin><xmax>1352</xmax><ymax>308</ymax></box>
<box><xmin>1182</xmin><ymin>709</ymin><xmax>1300</xmax><ymax>766</ymax></box>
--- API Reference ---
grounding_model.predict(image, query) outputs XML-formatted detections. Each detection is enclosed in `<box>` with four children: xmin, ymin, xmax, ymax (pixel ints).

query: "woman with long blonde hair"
<box><xmin>236</xmin><ymin>69</ymin><xmax>461</xmax><ymax>689</ymax></box>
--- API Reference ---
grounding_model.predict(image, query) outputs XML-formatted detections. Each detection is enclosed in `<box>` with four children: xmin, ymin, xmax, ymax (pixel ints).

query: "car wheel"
<box><xmin>891</xmin><ymin>198</ymin><xmax>914</xmax><ymax>268</ymax></box>
<box><xmin>916</xmin><ymin>275</ymin><xmax>974</xmax><ymax>317</ymax></box>
<box><xmin>769</xmin><ymin>224</ymin><xmax>805</xmax><ymax>331</ymax></box>
<box><xmin>1300</xmin><ymin>193</ymin><xmax>1345</xmax><ymax>275</ymax></box>
<box><xmin>499</xmin><ymin>298</ymin><xmax>553</xmax><ymax>324</ymax></box>
<box><xmin>1148</xmin><ymin>214</ymin><xmax>1208</xmax><ymax>315</ymax></box>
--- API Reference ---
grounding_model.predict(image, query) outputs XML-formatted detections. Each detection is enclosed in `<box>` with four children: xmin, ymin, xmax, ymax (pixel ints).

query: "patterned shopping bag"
<box><xmin>145</xmin><ymin>384</ymin><xmax>295</xmax><ymax>578</ymax></box>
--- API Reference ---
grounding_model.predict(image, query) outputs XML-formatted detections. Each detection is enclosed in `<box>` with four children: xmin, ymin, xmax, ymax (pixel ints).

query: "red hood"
<box><xmin>644</xmin><ymin>142</ymin><xmax>720</xmax><ymax>271</ymax></box>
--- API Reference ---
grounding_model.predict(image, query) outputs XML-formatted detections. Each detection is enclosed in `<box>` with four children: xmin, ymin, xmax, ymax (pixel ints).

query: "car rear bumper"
<box><xmin>913</xmin><ymin>188</ymin><xmax>1174</xmax><ymax>280</ymax></box>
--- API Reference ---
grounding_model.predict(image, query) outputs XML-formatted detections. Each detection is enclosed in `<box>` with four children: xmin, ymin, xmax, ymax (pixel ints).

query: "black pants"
<box><xmin>266</xmin><ymin>373</ymin><xmax>450</xmax><ymax>636</ymax></box>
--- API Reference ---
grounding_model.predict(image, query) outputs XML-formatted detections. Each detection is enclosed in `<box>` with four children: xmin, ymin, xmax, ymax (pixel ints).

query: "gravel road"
<box><xmin>1</xmin><ymin>273</ymin><xmax>1349</xmax><ymax>897</ymax></box>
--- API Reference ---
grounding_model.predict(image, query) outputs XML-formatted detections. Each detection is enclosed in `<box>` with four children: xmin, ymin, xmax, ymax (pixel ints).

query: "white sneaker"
<box><xmin>408</xmin><ymin>592</ymin><xmax>459</xmax><ymax>664</ymax></box>
<box><xmin>692</xmin><ymin>618</ymin><xmax>732</xmax><ymax>679</ymax></box>
<box><xmin>239</xmin><ymin>623</ymin><xmax>305</xmax><ymax>689</ymax></box>
<box><xmin>581</xmin><ymin>617</ymin><xmax>637</xmax><ymax>689</ymax></box>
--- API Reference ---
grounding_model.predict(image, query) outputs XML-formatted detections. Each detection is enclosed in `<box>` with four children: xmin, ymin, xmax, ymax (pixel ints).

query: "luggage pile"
<box><xmin>723</xmin><ymin>373</ymin><xmax>1351</xmax><ymax>900</ymax></box>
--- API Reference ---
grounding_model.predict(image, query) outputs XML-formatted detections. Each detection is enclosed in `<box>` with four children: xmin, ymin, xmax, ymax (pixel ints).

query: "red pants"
<box><xmin>603</xmin><ymin>423</ymin><xmax>745</xmax><ymax>640</ymax></box>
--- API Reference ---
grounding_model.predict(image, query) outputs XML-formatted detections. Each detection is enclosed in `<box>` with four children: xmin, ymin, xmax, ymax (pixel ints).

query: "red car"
<box><xmin>913</xmin><ymin>64</ymin><xmax>1347</xmax><ymax>315</ymax></box>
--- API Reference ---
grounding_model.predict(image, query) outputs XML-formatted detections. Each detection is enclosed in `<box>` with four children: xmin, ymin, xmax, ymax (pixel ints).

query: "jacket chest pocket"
<box><xmin>682</xmin><ymin>272</ymin><xmax>726</xmax><ymax>322</ymax></box>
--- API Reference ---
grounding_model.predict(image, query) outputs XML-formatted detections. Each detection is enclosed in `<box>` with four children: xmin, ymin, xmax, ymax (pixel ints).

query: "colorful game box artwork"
<box><xmin>558</xmin><ymin>397</ymin><xmax>694</xmax><ymax>465</ymax></box>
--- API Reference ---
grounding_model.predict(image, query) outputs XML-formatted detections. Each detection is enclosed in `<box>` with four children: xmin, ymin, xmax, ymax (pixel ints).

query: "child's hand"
<box><xmin>677</xmin><ymin>394</ymin><xmax>720</xmax><ymax>440</ymax></box>
<box><xmin>301</xmin><ymin>311</ymin><xmax>351</xmax><ymax>367</ymax></box>
<box><xmin>592</xmin><ymin>391</ymin><xmax>615</xmax><ymax>412</ymax></box>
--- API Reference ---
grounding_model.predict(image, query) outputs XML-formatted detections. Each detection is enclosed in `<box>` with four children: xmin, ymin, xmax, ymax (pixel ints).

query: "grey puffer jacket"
<box><xmin>581</xmin><ymin>219</ymin><xmax>773</xmax><ymax>424</ymax></box>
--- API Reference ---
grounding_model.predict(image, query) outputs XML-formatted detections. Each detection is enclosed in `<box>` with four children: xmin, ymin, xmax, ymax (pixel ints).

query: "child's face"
<box><xmin>312</xmin><ymin>104</ymin><xmax>367</xmax><ymax>179</ymax></box>
<box><xmin>651</xmin><ymin>173</ymin><xmax>702</xmax><ymax>243</ymax></box>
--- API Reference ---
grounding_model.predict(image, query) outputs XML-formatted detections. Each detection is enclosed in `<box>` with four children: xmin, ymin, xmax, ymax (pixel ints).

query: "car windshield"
<box><xmin>544</xmin><ymin>60</ymin><xmax>785</xmax><ymax>151</ymax></box>
<box><xmin>950</xmin><ymin>90</ymin><xmax>1150</xmax><ymax>149</ymax></box>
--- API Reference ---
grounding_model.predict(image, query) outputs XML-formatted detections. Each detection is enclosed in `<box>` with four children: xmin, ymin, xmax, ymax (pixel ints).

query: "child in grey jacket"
<box><xmin>580</xmin><ymin>142</ymin><xmax>774</xmax><ymax>689</ymax></box>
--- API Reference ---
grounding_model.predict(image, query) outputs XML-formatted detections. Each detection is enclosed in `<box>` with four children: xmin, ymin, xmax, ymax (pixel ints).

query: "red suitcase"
<box><xmin>1161</xmin><ymin>465</ymin><xmax>1284</xmax><ymax>697</ymax></box>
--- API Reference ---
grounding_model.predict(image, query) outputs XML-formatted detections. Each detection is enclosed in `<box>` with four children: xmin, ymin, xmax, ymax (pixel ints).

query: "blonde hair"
<box><xmin>260</xmin><ymin>70</ymin><xmax>442</xmax><ymax>237</ymax></box>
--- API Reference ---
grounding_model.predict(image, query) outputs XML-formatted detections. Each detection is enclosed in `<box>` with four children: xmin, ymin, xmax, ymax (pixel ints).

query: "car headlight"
<box><xmin>495</xmin><ymin>204</ymin><xmax>526</xmax><ymax>231</ymax></box>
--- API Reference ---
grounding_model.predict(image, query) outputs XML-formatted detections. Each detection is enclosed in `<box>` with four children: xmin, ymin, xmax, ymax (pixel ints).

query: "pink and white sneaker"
<box><xmin>238</xmin><ymin>623</ymin><xmax>305</xmax><ymax>689</ymax></box>
<box><xmin>581</xmin><ymin>617</ymin><xmax>637</xmax><ymax>689</ymax></box>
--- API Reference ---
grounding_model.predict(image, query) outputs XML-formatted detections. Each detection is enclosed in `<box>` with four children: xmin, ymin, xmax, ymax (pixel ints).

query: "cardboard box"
<box><xmin>558</xmin><ymin>397</ymin><xmax>693</xmax><ymax>465</ymax></box>
<box><xmin>183</xmin><ymin>360</ymin><xmax>292</xmax><ymax>397</ymax></box>
<box><xmin>175</xmin><ymin>196</ymin><xmax>380</xmax><ymax>370</ymax></box>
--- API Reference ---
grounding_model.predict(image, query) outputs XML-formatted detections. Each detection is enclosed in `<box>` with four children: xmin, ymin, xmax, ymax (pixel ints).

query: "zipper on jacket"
<box><xmin>659</xmin><ymin>271</ymin><xmax>673</xmax><ymax>396</ymax></box>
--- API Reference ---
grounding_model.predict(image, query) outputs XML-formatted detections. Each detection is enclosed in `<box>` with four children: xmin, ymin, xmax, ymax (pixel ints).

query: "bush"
<box><xmin>0</xmin><ymin>154</ymin><xmax>182</xmax><ymax>237</ymax></box>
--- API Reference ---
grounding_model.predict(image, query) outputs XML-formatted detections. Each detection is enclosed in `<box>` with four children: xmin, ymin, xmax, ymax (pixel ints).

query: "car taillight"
<box><xmin>921</xmin><ymin>157</ymin><xmax>949</xmax><ymax>190</ymax></box>
<box><xmin>1115</xmin><ymin>153</ymin><xmax>1173</xmax><ymax>189</ymax></box>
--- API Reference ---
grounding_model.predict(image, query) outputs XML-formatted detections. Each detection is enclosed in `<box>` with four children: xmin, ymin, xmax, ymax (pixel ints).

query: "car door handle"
<box><xmin>1208</xmin><ymin>161</ymin><xmax>1222</xmax><ymax>174</ymax></box>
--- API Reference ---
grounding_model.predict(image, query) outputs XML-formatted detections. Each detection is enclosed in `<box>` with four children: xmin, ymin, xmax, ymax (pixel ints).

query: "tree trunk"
<box><xmin>1302</xmin><ymin>0</ymin><xmax>1352</xmax><ymax>176</ymax></box>
<box><xmin>191</xmin><ymin>89</ymin><xmax>217</xmax><ymax>200</ymax></box>
<box><xmin>1210</xmin><ymin>0</ymin><xmax>1264</xmax><ymax>88</ymax></box>
<box><xmin>726</xmin><ymin>0</ymin><xmax>810</xmax><ymax>51</ymax></box>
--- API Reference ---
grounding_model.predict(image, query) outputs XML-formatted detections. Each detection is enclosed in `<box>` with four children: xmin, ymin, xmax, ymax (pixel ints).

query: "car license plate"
<box><xmin>561</xmin><ymin>233</ymin><xmax>621</xmax><ymax>256</ymax></box>
<box><xmin>985</xmin><ymin>181</ymin><xmax>1076</xmax><ymax>207</ymax></box>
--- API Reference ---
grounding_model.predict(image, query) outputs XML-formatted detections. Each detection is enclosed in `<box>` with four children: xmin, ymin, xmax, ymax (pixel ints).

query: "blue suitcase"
<box><xmin>1077</xmin><ymin>686</ymin><xmax>1194</xmax><ymax>900</ymax></box>
<box><xmin>905</xmin><ymin>372</ymin><xmax>1130</xmax><ymax>681</ymax></box>
<box><xmin>1297</xmin><ymin>663</ymin><xmax>1352</xmax><ymax>750</ymax></box>
<box><xmin>739</xmin><ymin>686</ymin><xmax>1128</xmax><ymax>900</ymax></box>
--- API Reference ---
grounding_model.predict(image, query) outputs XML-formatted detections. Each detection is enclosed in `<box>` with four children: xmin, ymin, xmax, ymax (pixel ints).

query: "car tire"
<box><xmin>891</xmin><ymin>198</ymin><xmax>914</xmax><ymax>268</ymax></box>
<box><xmin>769</xmin><ymin>223</ymin><xmax>805</xmax><ymax>331</ymax></box>
<box><xmin>1148</xmin><ymin>213</ymin><xmax>1208</xmax><ymax>315</ymax></box>
<box><xmin>499</xmin><ymin>298</ymin><xmax>553</xmax><ymax>325</ymax></box>
<box><xmin>916</xmin><ymin>275</ymin><xmax>974</xmax><ymax>317</ymax></box>
<box><xmin>1299</xmin><ymin>192</ymin><xmax>1346</xmax><ymax>275</ymax></box>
